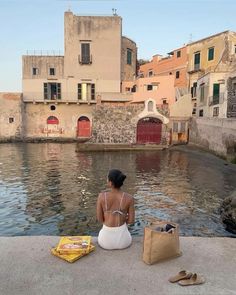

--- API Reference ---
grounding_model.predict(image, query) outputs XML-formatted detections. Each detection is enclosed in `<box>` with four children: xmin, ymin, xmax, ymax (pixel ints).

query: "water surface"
<box><xmin>0</xmin><ymin>143</ymin><xmax>235</xmax><ymax>237</ymax></box>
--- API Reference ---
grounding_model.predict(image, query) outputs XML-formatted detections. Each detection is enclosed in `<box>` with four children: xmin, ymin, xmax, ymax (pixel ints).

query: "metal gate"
<box><xmin>137</xmin><ymin>117</ymin><xmax>162</xmax><ymax>144</ymax></box>
<box><xmin>77</xmin><ymin>116</ymin><xmax>91</xmax><ymax>137</ymax></box>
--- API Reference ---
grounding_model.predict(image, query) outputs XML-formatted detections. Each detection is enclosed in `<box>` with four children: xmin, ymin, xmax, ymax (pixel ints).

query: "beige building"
<box><xmin>187</xmin><ymin>30</ymin><xmax>236</xmax><ymax>116</ymax></box>
<box><xmin>0</xmin><ymin>93</ymin><xmax>23</xmax><ymax>141</ymax></box>
<box><xmin>22</xmin><ymin>11</ymin><xmax>137</xmax><ymax>140</ymax></box>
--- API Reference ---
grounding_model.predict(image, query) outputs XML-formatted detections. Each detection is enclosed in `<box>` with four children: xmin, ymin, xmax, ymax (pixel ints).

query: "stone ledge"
<box><xmin>0</xmin><ymin>236</ymin><xmax>235</xmax><ymax>295</ymax></box>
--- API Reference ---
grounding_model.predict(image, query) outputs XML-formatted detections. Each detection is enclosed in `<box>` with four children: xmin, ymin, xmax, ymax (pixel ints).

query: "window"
<box><xmin>213</xmin><ymin>107</ymin><xmax>219</xmax><ymax>117</ymax></box>
<box><xmin>131</xmin><ymin>85</ymin><xmax>136</xmax><ymax>92</ymax></box>
<box><xmin>200</xmin><ymin>84</ymin><xmax>205</xmax><ymax>102</ymax></box>
<box><xmin>163</xmin><ymin>99</ymin><xmax>167</xmax><ymax>104</ymax></box>
<box><xmin>234</xmin><ymin>45</ymin><xmax>236</xmax><ymax>54</ymax></box>
<box><xmin>177</xmin><ymin>50</ymin><xmax>181</xmax><ymax>58</ymax></box>
<box><xmin>127</xmin><ymin>49</ymin><xmax>132</xmax><ymax>65</ymax></box>
<box><xmin>50</xmin><ymin>105</ymin><xmax>56</xmax><ymax>111</ymax></box>
<box><xmin>78</xmin><ymin>83</ymin><xmax>95</xmax><ymax>101</ymax></box>
<box><xmin>81</xmin><ymin>43</ymin><xmax>91</xmax><ymax>64</ymax></box>
<box><xmin>199</xmin><ymin>109</ymin><xmax>204</xmax><ymax>117</ymax></box>
<box><xmin>44</xmin><ymin>83</ymin><xmax>61</xmax><ymax>100</ymax></box>
<box><xmin>32</xmin><ymin>67</ymin><xmax>39</xmax><ymax>75</ymax></box>
<box><xmin>176</xmin><ymin>71</ymin><xmax>180</xmax><ymax>79</ymax></box>
<box><xmin>191</xmin><ymin>82</ymin><xmax>197</xmax><ymax>98</ymax></box>
<box><xmin>125</xmin><ymin>87</ymin><xmax>131</xmax><ymax>92</ymax></box>
<box><xmin>169</xmin><ymin>72</ymin><xmax>172</xmax><ymax>75</ymax></box>
<box><xmin>9</xmin><ymin>117</ymin><xmax>14</xmax><ymax>123</ymax></box>
<box><xmin>208</xmin><ymin>47</ymin><xmax>214</xmax><ymax>61</ymax></box>
<box><xmin>194</xmin><ymin>52</ymin><xmax>201</xmax><ymax>70</ymax></box>
<box><xmin>180</xmin><ymin>122</ymin><xmax>186</xmax><ymax>132</ymax></box>
<box><xmin>213</xmin><ymin>83</ymin><xmax>220</xmax><ymax>104</ymax></box>
<box><xmin>173</xmin><ymin>122</ymin><xmax>178</xmax><ymax>132</ymax></box>
<box><xmin>147</xmin><ymin>85</ymin><xmax>153</xmax><ymax>91</ymax></box>
<box><xmin>49</xmin><ymin>68</ymin><xmax>55</xmax><ymax>75</ymax></box>
<box><xmin>47</xmin><ymin>116</ymin><xmax>59</xmax><ymax>124</ymax></box>
<box><xmin>148</xmin><ymin>70</ymin><xmax>153</xmax><ymax>77</ymax></box>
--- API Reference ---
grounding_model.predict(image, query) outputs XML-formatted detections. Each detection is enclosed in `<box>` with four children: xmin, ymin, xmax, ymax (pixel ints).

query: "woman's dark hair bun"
<box><xmin>108</xmin><ymin>169</ymin><xmax>126</xmax><ymax>188</ymax></box>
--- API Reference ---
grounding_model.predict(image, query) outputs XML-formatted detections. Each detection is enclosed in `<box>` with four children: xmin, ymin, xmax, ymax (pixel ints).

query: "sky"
<box><xmin>0</xmin><ymin>0</ymin><xmax>236</xmax><ymax>91</ymax></box>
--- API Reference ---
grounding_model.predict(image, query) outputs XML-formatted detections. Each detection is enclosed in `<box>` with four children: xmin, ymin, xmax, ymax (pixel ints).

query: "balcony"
<box><xmin>208</xmin><ymin>93</ymin><xmax>225</xmax><ymax>106</ymax></box>
<box><xmin>78</xmin><ymin>54</ymin><xmax>92</xmax><ymax>65</ymax></box>
<box><xmin>188</xmin><ymin>63</ymin><xmax>204</xmax><ymax>74</ymax></box>
<box><xmin>22</xmin><ymin>92</ymin><xmax>97</xmax><ymax>104</ymax></box>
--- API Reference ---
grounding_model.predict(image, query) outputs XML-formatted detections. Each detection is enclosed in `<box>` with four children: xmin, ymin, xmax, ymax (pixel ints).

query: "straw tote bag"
<box><xmin>142</xmin><ymin>221</ymin><xmax>181</xmax><ymax>265</ymax></box>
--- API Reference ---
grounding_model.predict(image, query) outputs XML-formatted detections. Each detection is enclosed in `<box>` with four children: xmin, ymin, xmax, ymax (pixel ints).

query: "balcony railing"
<box><xmin>208</xmin><ymin>93</ymin><xmax>225</xmax><ymax>106</ymax></box>
<box><xmin>22</xmin><ymin>92</ymin><xmax>97</xmax><ymax>103</ymax></box>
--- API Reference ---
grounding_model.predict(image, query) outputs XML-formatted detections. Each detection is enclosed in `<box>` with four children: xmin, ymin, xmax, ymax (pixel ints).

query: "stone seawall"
<box><xmin>189</xmin><ymin>117</ymin><xmax>236</xmax><ymax>161</ymax></box>
<box><xmin>90</xmin><ymin>105</ymin><xmax>143</xmax><ymax>143</ymax></box>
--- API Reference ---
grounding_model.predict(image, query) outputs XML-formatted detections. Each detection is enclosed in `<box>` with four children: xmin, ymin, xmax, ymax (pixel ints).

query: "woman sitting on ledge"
<box><xmin>96</xmin><ymin>169</ymin><xmax>135</xmax><ymax>250</ymax></box>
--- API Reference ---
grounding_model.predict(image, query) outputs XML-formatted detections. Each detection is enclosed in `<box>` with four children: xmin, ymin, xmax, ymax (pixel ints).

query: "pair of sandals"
<box><xmin>169</xmin><ymin>270</ymin><xmax>205</xmax><ymax>286</ymax></box>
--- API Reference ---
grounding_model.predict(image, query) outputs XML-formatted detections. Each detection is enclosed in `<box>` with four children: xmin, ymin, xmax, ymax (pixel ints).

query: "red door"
<box><xmin>137</xmin><ymin>117</ymin><xmax>162</xmax><ymax>144</ymax></box>
<box><xmin>77</xmin><ymin>117</ymin><xmax>91</xmax><ymax>137</ymax></box>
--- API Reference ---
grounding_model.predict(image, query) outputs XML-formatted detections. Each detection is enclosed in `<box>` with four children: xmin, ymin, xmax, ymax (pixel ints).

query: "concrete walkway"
<box><xmin>0</xmin><ymin>236</ymin><xmax>235</xmax><ymax>295</ymax></box>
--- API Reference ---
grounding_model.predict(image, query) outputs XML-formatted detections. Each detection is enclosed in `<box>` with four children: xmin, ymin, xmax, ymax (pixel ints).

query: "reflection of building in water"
<box><xmin>135</xmin><ymin>151</ymin><xmax>161</xmax><ymax>173</ymax></box>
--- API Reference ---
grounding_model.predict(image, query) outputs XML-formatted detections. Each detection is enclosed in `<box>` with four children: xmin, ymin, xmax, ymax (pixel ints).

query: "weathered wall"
<box><xmin>121</xmin><ymin>36</ymin><xmax>137</xmax><ymax>81</ymax></box>
<box><xmin>90</xmin><ymin>104</ymin><xmax>169</xmax><ymax>144</ymax></box>
<box><xmin>90</xmin><ymin>105</ymin><xmax>143</xmax><ymax>143</ymax></box>
<box><xmin>64</xmin><ymin>12</ymin><xmax>121</xmax><ymax>92</ymax></box>
<box><xmin>189</xmin><ymin>117</ymin><xmax>236</xmax><ymax>158</ymax></box>
<box><xmin>0</xmin><ymin>93</ymin><xmax>23</xmax><ymax>141</ymax></box>
<box><xmin>24</xmin><ymin>103</ymin><xmax>93</xmax><ymax>139</ymax></box>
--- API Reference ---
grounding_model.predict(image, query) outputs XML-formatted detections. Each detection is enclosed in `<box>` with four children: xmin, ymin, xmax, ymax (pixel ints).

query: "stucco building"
<box><xmin>21</xmin><ymin>11</ymin><xmax>139</xmax><ymax>140</ymax></box>
<box><xmin>187</xmin><ymin>30</ymin><xmax>236</xmax><ymax>118</ymax></box>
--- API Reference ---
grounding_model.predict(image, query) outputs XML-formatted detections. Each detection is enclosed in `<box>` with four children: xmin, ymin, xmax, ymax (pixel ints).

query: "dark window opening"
<box><xmin>191</xmin><ymin>82</ymin><xmax>197</xmax><ymax>98</ymax></box>
<box><xmin>32</xmin><ymin>67</ymin><xmax>39</xmax><ymax>75</ymax></box>
<box><xmin>127</xmin><ymin>49</ymin><xmax>132</xmax><ymax>65</ymax></box>
<box><xmin>44</xmin><ymin>83</ymin><xmax>61</xmax><ymax>100</ymax></box>
<box><xmin>147</xmin><ymin>85</ymin><xmax>153</xmax><ymax>91</ymax></box>
<box><xmin>177</xmin><ymin>50</ymin><xmax>181</xmax><ymax>58</ymax></box>
<box><xmin>131</xmin><ymin>85</ymin><xmax>136</xmax><ymax>92</ymax></box>
<box><xmin>148</xmin><ymin>71</ymin><xmax>153</xmax><ymax>77</ymax></box>
<box><xmin>9</xmin><ymin>117</ymin><xmax>14</xmax><ymax>123</ymax></box>
<box><xmin>176</xmin><ymin>71</ymin><xmax>180</xmax><ymax>79</ymax></box>
<box><xmin>194</xmin><ymin>52</ymin><xmax>201</xmax><ymax>70</ymax></box>
<box><xmin>50</xmin><ymin>105</ymin><xmax>56</xmax><ymax>111</ymax></box>
<box><xmin>81</xmin><ymin>43</ymin><xmax>91</xmax><ymax>64</ymax></box>
<box><xmin>49</xmin><ymin>68</ymin><xmax>55</xmax><ymax>75</ymax></box>
<box><xmin>199</xmin><ymin>109</ymin><xmax>204</xmax><ymax>117</ymax></box>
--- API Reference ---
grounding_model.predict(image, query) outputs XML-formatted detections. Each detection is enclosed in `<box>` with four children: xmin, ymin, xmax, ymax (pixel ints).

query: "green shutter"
<box><xmin>208</xmin><ymin>47</ymin><xmax>214</xmax><ymax>61</ymax></box>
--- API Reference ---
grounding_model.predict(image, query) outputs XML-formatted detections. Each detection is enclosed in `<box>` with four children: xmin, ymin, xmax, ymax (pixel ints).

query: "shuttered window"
<box><xmin>81</xmin><ymin>43</ymin><xmax>90</xmax><ymax>64</ymax></box>
<box><xmin>208</xmin><ymin>47</ymin><xmax>214</xmax><ymax>61</ymax></box>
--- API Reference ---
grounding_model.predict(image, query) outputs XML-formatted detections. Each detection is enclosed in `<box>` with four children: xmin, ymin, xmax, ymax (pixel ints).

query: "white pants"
<box><xmin>98</xmin><ymin>223</ymin><xmax>132</xmax><ymax>250</ymax></box>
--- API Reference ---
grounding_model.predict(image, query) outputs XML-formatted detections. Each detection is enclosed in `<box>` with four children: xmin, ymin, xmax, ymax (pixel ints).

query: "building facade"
<box><xmin>21</xmin><ymin>11</ymin><xmax>138</xmax><ymax>140</ymax></box>
<box><xmin>187</xmin><ymin>30</ymin><xmax>236</xmax><ymax>117</ymax></box>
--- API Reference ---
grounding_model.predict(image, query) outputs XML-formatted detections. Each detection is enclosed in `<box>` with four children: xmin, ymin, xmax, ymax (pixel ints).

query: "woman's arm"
<box><xmin>127</xmin><ymin>197</ymin><xmax>135</xmax><ymax>225</ymax></box>
<box><xmin>96</xmin><ymin>193</ymin><xmax>104</xmax><ymax>223</ymax></box>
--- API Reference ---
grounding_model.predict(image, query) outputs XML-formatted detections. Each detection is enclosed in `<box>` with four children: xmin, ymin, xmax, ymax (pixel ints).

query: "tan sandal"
<box><xmin>178</xmin><ymin>273</ymin><xmax>205</xmax><ymax>286</ymax></box>
<box><xmin>168</xmin><ymin>270</ymin><xmax>192</xmax><ymax>283</ymax></box>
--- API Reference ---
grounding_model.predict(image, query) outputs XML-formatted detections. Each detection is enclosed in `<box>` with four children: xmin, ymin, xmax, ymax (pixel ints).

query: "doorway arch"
<box><xmin>77</xmin><ymin>116</ymin><xmax>91</xmax><ymax>137</ymax></box>
<box><xmin>137</xmin><ymin>117</ymin><xmax>162</xmax><ymax>144</ymax></box>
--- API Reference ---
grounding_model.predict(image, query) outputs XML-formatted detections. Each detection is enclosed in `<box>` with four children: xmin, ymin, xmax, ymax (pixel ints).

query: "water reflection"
<box><xmin>0</xmin><ymin>143</ymin><xmax>235</xmax><ymax>237</ymax></box>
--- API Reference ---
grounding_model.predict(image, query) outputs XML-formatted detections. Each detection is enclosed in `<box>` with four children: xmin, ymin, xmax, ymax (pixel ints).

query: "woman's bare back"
<box><xmin>97</xmin><ymin>191</ymin><xmax>135</xmax><ymax>227</ymax></box>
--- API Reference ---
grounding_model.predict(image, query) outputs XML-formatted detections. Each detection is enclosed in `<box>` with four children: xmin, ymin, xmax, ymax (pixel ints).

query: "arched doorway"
<box><xmin>77</xmin><ymin>116</ymin><xmax>91</xmax><ymax>137</ymax></box>
<box><xmin>137</xmin><ymin>117</ymin><xmax>162</xmax><ymax>144</ymax></box>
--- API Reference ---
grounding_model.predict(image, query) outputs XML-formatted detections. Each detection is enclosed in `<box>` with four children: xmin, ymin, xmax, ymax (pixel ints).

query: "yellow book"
<box><xmin>56</xmin><ymin>236</ymin><xmax>91</xmax><ymax>255</ymax></box>
<box><xmin>51</xmin><ymin>244</ymin><xmax>95</xmax><ymax>263</ymax></box>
